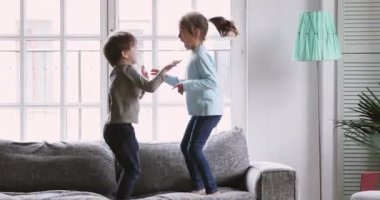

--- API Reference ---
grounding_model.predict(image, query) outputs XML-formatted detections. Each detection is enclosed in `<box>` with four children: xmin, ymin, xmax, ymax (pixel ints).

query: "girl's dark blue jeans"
<box><xmin>103</xmin><ymin>123</ymin><xmax>141</xmax><ymax>200</ymax></box>
<box><xmin>180</xmin><ymin>115</ymin><xmax>222</xmax><ymax>194</ymax></box>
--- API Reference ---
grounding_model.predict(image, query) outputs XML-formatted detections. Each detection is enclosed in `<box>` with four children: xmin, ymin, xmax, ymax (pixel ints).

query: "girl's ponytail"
<box><xmin>209</xmin><ymin>17</ymin><xmax>239</xmax><ymax>37</ymax></box>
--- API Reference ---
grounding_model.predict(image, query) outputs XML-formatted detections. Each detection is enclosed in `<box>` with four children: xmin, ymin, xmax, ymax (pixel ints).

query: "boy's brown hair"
<box><xmin>103</xmin><ymin>31</ymin><xmax>137</xmax><ymax>66</ymax></box>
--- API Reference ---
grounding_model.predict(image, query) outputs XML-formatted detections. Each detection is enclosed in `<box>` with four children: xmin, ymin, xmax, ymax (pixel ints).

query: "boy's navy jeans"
<box><xmin>180</xmin><ymin>115</ymin><xmax>222</xmax><ymax>194</ymax></box>
<box><xmin>103</xmin><ymin>123</ymin><xmax>141</xmax><ymax>200</ymax></box>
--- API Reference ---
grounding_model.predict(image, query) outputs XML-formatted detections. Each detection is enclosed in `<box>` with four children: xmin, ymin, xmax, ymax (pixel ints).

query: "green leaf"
<box><xmin>335</xmin><ymin>84</ymin><xmax>380</xmax><ymax>153</ymax></box>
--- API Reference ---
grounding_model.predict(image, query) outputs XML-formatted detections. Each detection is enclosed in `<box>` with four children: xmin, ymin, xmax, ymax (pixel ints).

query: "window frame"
<box><xmin>0</xmin><ymin>0</ymin><xmax>108</xmax><ymax>141</ymax></box>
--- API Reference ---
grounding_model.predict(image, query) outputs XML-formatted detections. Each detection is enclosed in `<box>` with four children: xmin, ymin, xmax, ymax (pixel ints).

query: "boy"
<box><xmin>102</xmin><ymin>31</ymin><xmax>180</xmax><ymax>200</ymax></box>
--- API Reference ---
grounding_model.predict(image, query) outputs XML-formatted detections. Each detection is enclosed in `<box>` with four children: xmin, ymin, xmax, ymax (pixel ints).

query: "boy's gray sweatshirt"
<box><xmin>107</xmin><ymin>64</ymin><xmax>165</xmax><ymax>124</ymax></box>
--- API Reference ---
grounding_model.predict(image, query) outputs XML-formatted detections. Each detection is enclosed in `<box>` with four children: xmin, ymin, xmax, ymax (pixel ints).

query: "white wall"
<box><xmin>246</xmin><ymin>0</ymin><xmax>330</xmax><ymax>200</ymax></box>
<box><xmin>320</xmin><ymin>1</ymin><xmax>338</xmax><ymax>200</ymax></box>
<box><xmin>320</xmin><ymin>61</ymin><xmax>337</xmax><ymax>200</ymax></box>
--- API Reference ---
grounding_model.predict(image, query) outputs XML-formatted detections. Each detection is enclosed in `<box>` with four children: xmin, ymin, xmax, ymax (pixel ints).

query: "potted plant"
<box><xmin>336</xmin><ymin>84</ymin><xmax>380</xmax><ymax>152</ymax></box>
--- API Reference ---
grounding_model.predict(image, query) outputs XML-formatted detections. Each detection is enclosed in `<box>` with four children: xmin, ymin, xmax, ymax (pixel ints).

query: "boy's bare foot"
<box><xmin>191</xmin><ymin>189</ymin><xmax>205</xmax><ymax>195</ymax></box>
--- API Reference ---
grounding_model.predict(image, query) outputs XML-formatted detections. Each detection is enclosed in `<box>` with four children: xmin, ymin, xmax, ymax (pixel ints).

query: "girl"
<box><xmin>152</xmin><ymin>12</ymin><xmax>238</xmax><ymax>195</ymax></box>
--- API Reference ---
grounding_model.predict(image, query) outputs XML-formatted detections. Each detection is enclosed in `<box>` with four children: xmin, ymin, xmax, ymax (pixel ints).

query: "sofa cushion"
<box><xmin>132</xmin><ymin>127</ymin><xmax>250</xmax><ymax>196</ymax></box>
<box><xmin>0</xmin><ymin>190</ymin><xmax>110</xmax><ymax>200</ymax></box>
<box><xmin>0</xmin><ymin>140</ymin><xmax>116</xmax><ymax>198</ymax></box>
<box><xmin>134</xmin><ymin>187</ymin><xmax>256</xmax><ymax>200</ymax></box>
<box><xmin>350</xmin><ymin>191</ymin><xmax>380</xmax><ymax>200</ymax></box>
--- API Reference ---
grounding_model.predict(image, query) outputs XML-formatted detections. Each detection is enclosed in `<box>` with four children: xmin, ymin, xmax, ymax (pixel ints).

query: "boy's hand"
<box><xmin>141</xmin><ymin>65</ymin><xmax>149</xmax><ymax>79</ymax></box>
<box><xmin>173</xmin><ymin>83</ymin><xmax>184</xmax><ymax>95</ymax></box>
<box><xmin>150</xmin><ymin>68</ymin><xmax>159</xmax><ymax>76</ymax></box>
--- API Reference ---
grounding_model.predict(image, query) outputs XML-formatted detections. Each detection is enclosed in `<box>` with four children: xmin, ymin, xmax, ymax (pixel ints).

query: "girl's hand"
<box><xmin>173</xmin><ymin>83</ymin><xmax>184</xmax><ymax>95</ymax></box>
<box><xmin>162</xmin><ymin>60</ymin><xmax>181</xmax><ymax>72</ymax></box>
<box><xmin>150</xmin><ymin>60</ymin><xmax>181</xmax><ymax>75</ymax></box>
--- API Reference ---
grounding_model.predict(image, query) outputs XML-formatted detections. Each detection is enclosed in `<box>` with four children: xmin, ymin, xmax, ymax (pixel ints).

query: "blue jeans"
<box><xmin>180</xmin><ymin>115</ymin><xmax>222</xmax><ymax>194</ymax></box>
<box><xmin>103</xmin><ymin>123</ymin><xmax>141</xmax><ymax>200</ymax></box>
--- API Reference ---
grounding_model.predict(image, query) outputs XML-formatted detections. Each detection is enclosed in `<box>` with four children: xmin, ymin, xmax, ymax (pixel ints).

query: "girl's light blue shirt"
<box><xmin>164</xmin><ymin>44</ymin><xmax>223</xmax><ymax>116</ymax></box>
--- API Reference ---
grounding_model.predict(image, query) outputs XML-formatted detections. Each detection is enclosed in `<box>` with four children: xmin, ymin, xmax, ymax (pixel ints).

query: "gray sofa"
<box><xmin>0</xmin><ymin>127</ymin><xmax>297</xmax><ymax>200</ymax></box>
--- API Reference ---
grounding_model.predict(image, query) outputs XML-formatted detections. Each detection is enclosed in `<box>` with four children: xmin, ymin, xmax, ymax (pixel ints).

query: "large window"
<box><xmin>0</xmin><ymin>0</ymin><xmax>237</xmax><ymax>142</ymax></box>
<box><xmin>0</xmin><ymin>0</ymin><xmax>105</xmax><ymax>141</ymax></box>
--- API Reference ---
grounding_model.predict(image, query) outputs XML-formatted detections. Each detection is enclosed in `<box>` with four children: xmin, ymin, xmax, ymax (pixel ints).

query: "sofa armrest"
<box><xmin>245</xmin><ymin>161</ymin><xmax>297</xmax><ymax>200</ymax></box>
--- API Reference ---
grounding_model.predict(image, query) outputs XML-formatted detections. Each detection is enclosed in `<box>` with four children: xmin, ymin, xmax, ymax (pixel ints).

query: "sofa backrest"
<box><xmin>0</xmin><ymin>140</ymin><xmax>116</xmax><ymax>198</ymax></box>
<box><xmin>131</xmin><ymin>127</ymin><xmax>250</xmax><ymax>196</ymax></box>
